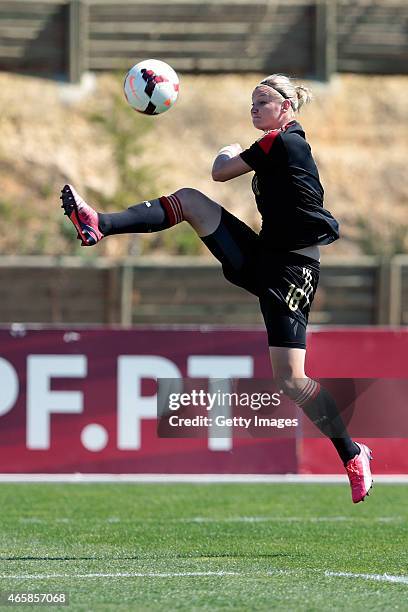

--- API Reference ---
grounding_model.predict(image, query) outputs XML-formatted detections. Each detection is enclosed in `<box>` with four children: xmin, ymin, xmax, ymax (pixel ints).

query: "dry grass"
<box><xmin>0</xmin><ymin>71</ymin><xmax>407</xmax><ymax>257</ymax></box>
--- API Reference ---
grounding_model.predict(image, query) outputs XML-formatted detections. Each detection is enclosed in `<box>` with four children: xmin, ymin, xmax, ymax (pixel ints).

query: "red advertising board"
<box><xmin>0</xmin><ymin>326</ymin><xmax>407</xmax><ymax>474</ymax></box>
<box><xmin>301</xmin><ymin>328</ymin><xmax>408</xmax><ymax>475</ymax></box>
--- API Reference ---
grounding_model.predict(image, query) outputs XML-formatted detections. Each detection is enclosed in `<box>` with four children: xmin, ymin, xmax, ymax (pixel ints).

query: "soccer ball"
<box><xmin>124</xmin><ymin>59</ymin><xmax>179</xmax><ymax>115</ymax></box>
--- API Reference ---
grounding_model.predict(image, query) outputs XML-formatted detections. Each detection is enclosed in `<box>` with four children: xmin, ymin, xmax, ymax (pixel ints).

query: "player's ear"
<box><xmin>282</xmin><ymin>99</ymin><xmax>292</xmax><ymax>112</ymax></box>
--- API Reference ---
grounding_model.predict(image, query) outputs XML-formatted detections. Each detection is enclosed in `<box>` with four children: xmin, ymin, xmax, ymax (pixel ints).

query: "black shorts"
<box><xmin>201</xmin><ymin>209</ymin><xmax>320</xmax><ymax>349</ymax></box>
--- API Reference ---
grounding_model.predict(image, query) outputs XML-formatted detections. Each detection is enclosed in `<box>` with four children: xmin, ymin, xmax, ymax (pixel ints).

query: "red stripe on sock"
<box><xmin>167</xmin><ymin>195</ymin><xmax>181</xmax><ymax>223</ymax></box>
<box><xmin>294</xmin><ymin>379</ymin><xmax>320</xmax><ymax>408</ymax></box>
<box><xmin>159</xmin><ymin>196</ymin><xmax>177</xmax><ymax>226</ymax></box>
<box><xmin>159</xmin><ymin>194</ymin><xmax>184</xmax><ymax>226</ymax></box>
<box><xmin>168</xmin><ymin>194</ymin><xmax>183</xmax><ymax>223</ymax></box>
<box><xmin>294</xmin><ymin>379</ymin><xmax>313</xmax><ymax>407</ymax></box>
<box><xmin>310</xmin><ymin>381</ymin><xmax>321</xmax><ymax>401</ymax></box>
<box><xmin>173</xmin><ymin>194</ymin><xmax>183</xmax><ymax>220</ymax></box>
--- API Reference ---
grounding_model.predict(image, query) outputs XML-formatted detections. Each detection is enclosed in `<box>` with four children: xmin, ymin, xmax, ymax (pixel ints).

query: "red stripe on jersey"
<box><xmin>281</xmin><ymin>120</ymin><xmax>296</xmax><ymax>132</ymax></box>
<box><xmin>258</xmin><ymin>129</ymin><xmax>280</xmax><ymax>154</ymax></box>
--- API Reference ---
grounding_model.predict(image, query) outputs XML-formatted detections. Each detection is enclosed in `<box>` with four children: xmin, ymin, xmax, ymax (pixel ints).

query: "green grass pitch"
<box><xmin>0</xmin><ymin>483</ymin><xmax>407</xmax><ymax>611</ymax></box>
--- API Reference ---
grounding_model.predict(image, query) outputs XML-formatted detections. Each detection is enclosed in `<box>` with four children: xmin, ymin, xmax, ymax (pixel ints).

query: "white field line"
<box><xmin>165</xmin><ymin>516</ymin><xmax>403</xmax><ymax>524</ymax></box>
<box><xmin>0</xmin><ymin>572</ymin><xmax>239</xmax><ymax>580</ymax></box>
<box><xmin>0</xmin><ymin>474</ymin><xmax>408</xmax><ymax>483</ymax></box>
<box><xmin>326</xmin><ymin>571</ymin><xmax>408</xmax><ymax>585</ymax></box>
<box><xmin>18</xmin><ymin>516</ymin><xmax>404</xmax><ymax>524</ymax></box>
<box><xmin>1</xmin><ymin>570</ymin><xmax>408</xmax><ymax>584</ymax></box>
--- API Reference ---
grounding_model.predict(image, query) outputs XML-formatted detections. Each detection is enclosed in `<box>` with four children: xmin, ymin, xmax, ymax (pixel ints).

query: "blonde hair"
<box><xmin>258</xmin><ymin>74</ymin><xmax>313</xmax><ymax>112</ymax></box>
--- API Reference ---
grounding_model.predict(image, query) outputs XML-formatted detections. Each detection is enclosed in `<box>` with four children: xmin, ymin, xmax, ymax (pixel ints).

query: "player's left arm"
<box><xmin>212</xmin><ymin>143</ymin><xmax>252</xmax><ymax>182</ymax></box>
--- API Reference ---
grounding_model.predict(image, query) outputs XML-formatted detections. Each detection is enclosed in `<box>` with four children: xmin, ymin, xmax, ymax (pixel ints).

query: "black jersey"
<box><xmin>240</xmin><ymin>120</ymin><xmax>339</xmax><ymax>251</ymax></box>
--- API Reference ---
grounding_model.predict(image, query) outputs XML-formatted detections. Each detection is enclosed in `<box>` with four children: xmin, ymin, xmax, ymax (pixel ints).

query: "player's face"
<box><xmin>251</xmin><ymin>86</ymin><xmax>287</xmax><ymax>131</ymax></box>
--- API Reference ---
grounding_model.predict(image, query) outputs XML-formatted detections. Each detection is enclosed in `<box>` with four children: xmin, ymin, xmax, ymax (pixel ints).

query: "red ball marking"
<box><xmin>129</xmin><ymin>75</ymin><xmax>138</xmax><ymax>98</ymax></box>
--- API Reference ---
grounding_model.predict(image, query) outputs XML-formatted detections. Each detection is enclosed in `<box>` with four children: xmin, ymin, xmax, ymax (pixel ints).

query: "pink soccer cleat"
<box><xmin>60</xmin><ymin>184</ymin><xmax>104</xmax><ymax>246</ymax></box>
<box><xmin>345</xmin><ymin>442</ymin><xmax>373</xmax><ymax>503</ymax></box>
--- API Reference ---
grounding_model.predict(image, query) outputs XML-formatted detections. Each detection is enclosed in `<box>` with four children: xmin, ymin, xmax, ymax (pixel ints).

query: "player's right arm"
<box><xmin>212</xmin><ymin>143</ymin><xmax>252</xmax><ymax>182</ymax></box>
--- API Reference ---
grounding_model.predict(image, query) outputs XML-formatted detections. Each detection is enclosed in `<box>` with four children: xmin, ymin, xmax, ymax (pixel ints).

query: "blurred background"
<box><xmin>0</xmin><ymin>0</ymin><xmax>407</xmax><ymax>328</ymax></box>
<box><xmin>0</xmin><ymin>0</ymin><xmax>407</xmax><ymax>477</ymax></box>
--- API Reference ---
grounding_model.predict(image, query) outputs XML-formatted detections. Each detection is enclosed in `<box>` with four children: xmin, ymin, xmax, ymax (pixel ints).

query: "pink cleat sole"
<box><xmin>345</xmin><ymin>442</ymin><xmax>373</xmax><ymax>504</ymax></box>
<box><xmin>60</xmin><ymin>184</ymin><xmax>103</xmax><ymax>246</ymax></box>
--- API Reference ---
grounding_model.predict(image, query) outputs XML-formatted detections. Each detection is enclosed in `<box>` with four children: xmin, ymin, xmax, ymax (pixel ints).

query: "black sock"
<box><xmin>98</xmin><ymin>195</ymin><xmax>183</xmax><ymax>236</ymax></box>
<box><xmin>295</xmin><ymin>382</ymin><xmax>360</xmax><ymax>464</ymax></box>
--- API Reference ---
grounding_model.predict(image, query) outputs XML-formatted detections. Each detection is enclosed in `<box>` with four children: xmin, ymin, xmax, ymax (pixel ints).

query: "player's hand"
<box><xmin>217</xmin><ymin>143</ymin><xmax>243</xmax><ymax>158</ymax></box>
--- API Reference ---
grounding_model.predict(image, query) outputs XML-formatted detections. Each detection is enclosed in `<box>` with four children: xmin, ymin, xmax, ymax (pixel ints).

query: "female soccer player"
<box><xmin>60</xmin><ymin>73</ymin><xmax>372</xmax><ymax>502</ymax></box>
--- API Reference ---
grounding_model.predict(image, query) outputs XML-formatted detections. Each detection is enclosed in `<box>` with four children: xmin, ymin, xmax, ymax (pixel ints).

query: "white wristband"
<box><xmin>217</xmin><ymin>146</ymin><xmax>236</xmax><ymax>158</ymax></box>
